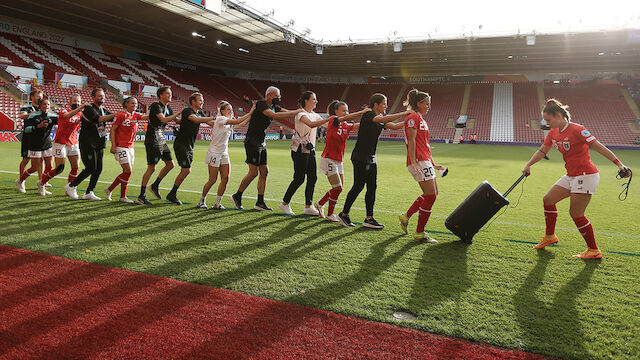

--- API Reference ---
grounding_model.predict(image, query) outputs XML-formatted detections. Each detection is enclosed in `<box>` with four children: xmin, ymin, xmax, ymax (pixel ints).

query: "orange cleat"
<box><xmin>572</xmin><ymin>248</ymin><xmax>603</xmax><ymax>259</ymax></box>
<box><xmin>534</xmin><ymin>235</ymin><xmax>558</xmax><ymax>249</ymax></box>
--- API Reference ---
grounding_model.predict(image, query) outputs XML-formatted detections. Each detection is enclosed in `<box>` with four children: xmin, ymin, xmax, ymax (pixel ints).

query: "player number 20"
<box><xmin>422</xmin><ymin>167</ymin><xmax>433</xmax><ymax>178</ymax></box>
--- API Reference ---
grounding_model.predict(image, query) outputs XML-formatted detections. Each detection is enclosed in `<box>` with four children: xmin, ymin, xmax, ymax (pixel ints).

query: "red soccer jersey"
<box><xmin>54</xmin><ymin>108</ymin><xmax>82</xmax><ymax>145</ymax></box>
<box><xmin>403</xmin><ymin>113</ymin><xmax>432</xmax><ymax>166</ymax></box>
<box><xmin>321</xmin><ymin>116</ymin><xmax>355</xmax><ymax>162</ymax></box>
<box><xmin>113</xmin><ymin>111</ymin><xmax>142</xmax><ymax>148</ymax></box>
<box><xmin>543</xmin><ymin>122</ymin><xmax>598</xmax><ymax>176</ymax></box>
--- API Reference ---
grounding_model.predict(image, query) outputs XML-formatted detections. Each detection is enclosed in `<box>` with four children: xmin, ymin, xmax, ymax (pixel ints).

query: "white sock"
<box><xmin>215</xmin><ymin>195</ymin><xmax>222</xmax><ymax>206</ymax></box>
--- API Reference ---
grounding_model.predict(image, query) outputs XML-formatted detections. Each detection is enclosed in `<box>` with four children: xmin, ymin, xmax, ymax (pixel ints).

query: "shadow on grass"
<box><xmin>407</xmin><ymin>240</ymin><xmax>471</xmax><ymax>333</ymax></box>
<box><xmin>181</xmin><ymin>232</ymin><xmax>414</xmax><ymax>358</ymax></box>
<box><xmin>513</xmin><ymin>251</ymin><xmax>599</xmax><ymax>359</ymax></box>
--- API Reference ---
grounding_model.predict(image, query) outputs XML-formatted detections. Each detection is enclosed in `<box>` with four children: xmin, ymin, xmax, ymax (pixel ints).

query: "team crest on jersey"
<box><xmin>563</xmin><ymin>141</ymin><xmax>570</xmax><ymax>151</ymax></box>
<box><xmin>581</xmin><ymin>130</ymin><xmax>591</xmax><ymax>137</ymax></box>
<box><xmin>408</xmin><ymin>119</ymin><xmax>415</xmax><ymax>127</ymax></box>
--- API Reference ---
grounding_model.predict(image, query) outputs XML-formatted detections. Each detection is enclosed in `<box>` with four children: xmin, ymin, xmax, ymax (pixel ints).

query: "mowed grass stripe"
<box><xmin>1</xmin><ymin>140</ymin><xmax>639</xmax><ymax>359</ymax></box>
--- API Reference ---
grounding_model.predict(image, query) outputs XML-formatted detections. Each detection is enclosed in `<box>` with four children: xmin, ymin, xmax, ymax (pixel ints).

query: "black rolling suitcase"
<box><xmin>445</xmin><ymin>174</ymin><xmax>526</xmax><ymax>244</ymax></box>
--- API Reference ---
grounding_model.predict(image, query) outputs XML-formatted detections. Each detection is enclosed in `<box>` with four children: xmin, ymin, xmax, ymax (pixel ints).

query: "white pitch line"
<box><xmin>2</xmin><ymin>169</ymin><xmax>638</xmax><ymax>238</ymax></box>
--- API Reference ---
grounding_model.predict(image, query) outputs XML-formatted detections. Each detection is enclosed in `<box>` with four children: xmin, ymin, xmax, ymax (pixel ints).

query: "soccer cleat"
<box><xmin>44</xmin><ymin>190</ymin><xmax>52</xmax><ymax>195</ymax></box>
<box><xmin>230</xmin><ymin>193</ymin><xmax>243</xmax><ymax>209</ymax></box>
<box><xmin>15</xmin><ymin>179</ymin><xmax>26</xmax><ymax>193</ymax></box>
<box><xmin>135</xmin><ymin>195</ymin><xmax>153</xmax><ymax>205</ymax></box>
<box><xmin>303</xmin><ymin>205</ymin><xmax>319</xmax><ymax>216</ymax></box>
<box><xmin>399</xmin><ymin>213</ymin><xmax>409</xmax><ymax>235</ymax></box>
<box><xmin>166</xmin><ymin>193</ymin><xmax>182</xmax><ymax>205</ymax></box>
<box><xmin>254</xmin><ymin>202</ymin><xmax>272</xmax><ymax>211</ymax></box>
<box><xmin>211</xmin><ymin>204</ymin><xmax>226</xmax><ymax>210</ymax></box>
<box><xmin>36</xmin><ymin>180</ymin><xmax>46</xmax><ymax>196</ymax></box>
<box><xmin>314</xmin><ymin>202</ymin><xmax>325</xmax><ymax>218</ymax></box>
<box><xmin>83</xmin><ymin>191</ymin><xmax>102</xmax><ymax>201</ymax></box>
<box><xmin>65</xmin><ymin>184</ymin><xmax>79</xmax><ymax>199</ymax></box>
<box><xmin>572</xmin><ymin>249</ymin><xmax>603</xmax><ymax>259</ymax></box>
<box><xmin>534</xmin><ymin>235</ymin><xmax>559</xmax><ymax>249</ymax></box>
<box><xmin>195</xmin><ymin>201</ymin><xmax>208</xmax><ymax>209</ymax></box>
<box><xmin>119</xmin><ymin>197</ymin><xmax>134</xmax><ymax>204</ymax></box>
<box><xmin>326</xmin><ymin>214</ymin><xmax>340</xmax><ymax>223</ymax></box>
<box><xmin>338</xmin><ymin>212</ymin><xmax>355</xmax><ymax>227</ymax></box>
<box><xmin>44</xmin><ymin>182</ymin><xmax>52</xmax><ymax>188</ymax></box>
<box><xmin>150</xmin><ymin>183</ymin><xmax>161</xmax><ymax>199</ymax></box>
<box><xmin>363</xmin><ymin>217</ymin><xmax>384</xmax><ymax>229</ymax></box>
<box><xmin>104</xmin><ymin>188</ymin><xmax>113</xmax><ymax>201</ymax></box>
<box><xmin>414</xmin><ymin>232</ymin><xmax>438</xmax><ymax>243</ymax></box>
<box><xmin>280</xmin><ymin>203</ymin><xmax>295</xmax><ymax>215</ymax></box>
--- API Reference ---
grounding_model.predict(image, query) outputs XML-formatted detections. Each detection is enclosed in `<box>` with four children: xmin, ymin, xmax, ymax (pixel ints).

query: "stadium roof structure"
<box><xmin>2</xmin><ymin>0</ymin><xmax>640</xmax><ymax>77</ymax></box>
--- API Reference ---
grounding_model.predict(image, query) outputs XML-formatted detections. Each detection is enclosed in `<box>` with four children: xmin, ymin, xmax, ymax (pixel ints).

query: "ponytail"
<box><xmin>298</xmin><ymin>91</ymin><xmax>315</xmax><ymax>107</ymax></box>
<box><xmin>543</xmin><ymin>98</ymin><xmax>571</xmax><ymax>122</ymax></box>
<box><xmin>327</xmin><ymin>100</ymin><xmax>346</xmax><ymax>127</ymax></box>
<box><xmin>403</xmin><ymin>88</ymin><xmax>430</xmax><ymax>111</ymax></box>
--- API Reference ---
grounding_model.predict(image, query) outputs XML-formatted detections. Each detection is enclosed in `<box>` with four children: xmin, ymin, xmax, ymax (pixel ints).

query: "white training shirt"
<box><xmin>291</xmin><ymin>110</ymin><xmax>320</xmax><ymax>152</ymax></box>
<box><xmin>207</xmin><ymin>116</ymin><xmax>233</xmax><ymax>154</ymax></box>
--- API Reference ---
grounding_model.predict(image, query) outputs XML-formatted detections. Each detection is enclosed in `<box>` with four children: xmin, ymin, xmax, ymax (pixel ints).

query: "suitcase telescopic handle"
<box><xmin>503</xmin><ymin>174</ymin><xmax>527</xmax><ymax>197</ymax></box>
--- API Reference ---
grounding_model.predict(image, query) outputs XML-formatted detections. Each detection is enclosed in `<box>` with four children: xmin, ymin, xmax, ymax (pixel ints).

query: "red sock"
<box><xmin>41</xmin><ymin>168</ymin><xmax>58</xmax><ymax>184</ymax></box>
<box><xmin>544</xmin><ymin>204</ymin><xmax>558</xmax><ymax>236</ymax></box>
<box><xmin>318</xmin><ymin>190</ymin><xmax>331</xmax><ymax>206</ymax></box>
<box><xmin>67</xmin><ymin>167</ymin><xmax>78</xmax><ymax>183</ymax></box>
<box><xmin>108</xmin><ymin>177</ymin><xmax>121</xmax><ymax>192</ymax></box>
<box><xmin>407</xmin><ymin>195</ymin><xmax>424</xmax><ymax>218</ymax></box>
<box><xmin>573</xmin><ymin>216</ymin><xmax>597</xmax><ymax>249</ymax></box>
<box><xmin>327</xmin><ymin>187</ymin><xmax>342</xmax><ymax>216</ymax></box>
<box><xmin>417</xmin><ymin>194</ymin><xmax>437</xmax><ymax>233</ymax></box>
<box><xmin>19</xmin><ymin>167</ymin><xmax>36</xmax><ymax>182</ymax></box>
<box><xmin>120</xmin><ymin>172</ymin><xmax>131</xmax><ymax>198</ymax></box>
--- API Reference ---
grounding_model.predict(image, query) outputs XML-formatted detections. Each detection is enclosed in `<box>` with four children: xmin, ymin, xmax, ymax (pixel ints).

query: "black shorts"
<box><xmin>21</xmin><ymin>140</ymin><xmax>28</xmax><ymax>158</ymax></box>
<box><xmin>145</xmin><ymin>142</ymin><xmax>172</xmax><ymax>165</ymax></box>
<box><xmin>244</xmin><ymin>141</ymin><xmax>267</xmax><ymax>166</ymax></box>
<box><xmin>174</xmin><ymin>144</ymin><xmax>194</xmax><ymax>169</ymax></box>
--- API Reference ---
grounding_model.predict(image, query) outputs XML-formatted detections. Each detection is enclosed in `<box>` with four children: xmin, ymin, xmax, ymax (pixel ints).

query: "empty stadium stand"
<box><xmin>1</xmin><ymin>32</ymin><xmax>639</xmax><ymax>146</ymax></box>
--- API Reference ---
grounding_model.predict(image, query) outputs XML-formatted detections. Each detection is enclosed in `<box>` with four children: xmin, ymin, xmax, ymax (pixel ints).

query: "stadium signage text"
<box><xmin>0</xmin><ymin>21</ymin><xmax>65</xmax><ymax>43</ymax></box>
<box><xmin>0</xmin><ymin>131</ymin><xmax>20</xmax><ymax>142</ymax></box>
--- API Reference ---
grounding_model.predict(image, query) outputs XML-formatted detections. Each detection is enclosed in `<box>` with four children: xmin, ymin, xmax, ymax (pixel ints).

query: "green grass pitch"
<box><xmin>1</xmin><ymin>140</ymin><xmax>639</xmax><ymax>359</ymax></box>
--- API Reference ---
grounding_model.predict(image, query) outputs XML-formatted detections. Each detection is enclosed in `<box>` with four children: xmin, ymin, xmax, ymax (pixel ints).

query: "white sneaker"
<box><xmin>65</xmin><ymin>183</ymin><xmax>79</xmax><ymax>199</ymax></box>
<box><xmin>83</xmin><ymin>191</ymin><xmax>102</xmax><ymax>201</ymax></box>
<box><xmin>36</xmin><ymin>180</ymin><xmax>46</xmax><ymax>196</ymax></box>
<box><xmin>303</xmin><ymin>205</ymin><xmax>319</xmax><ymax>216</ymax></box>
<box><xmin>279</xmin><ymin>203</ymin><xmax>294</xmax><ymax>215</ymax></box>
<box><xmin>104</xmin><ymin>188</ymin><xmax>113</xmax><ymax>201</ymax></box>
<box><xmin>15</xmin><ymin>179</ymin><xmax>26</xmax><ymax>193</ymax></box>
<box><xmin>326</xmin><ymin>214</ymin><xmax>340</xmax><ymax>223</ymax></box>
<box><xmin>314</xmin><ymin>202</ymin><xmax>325</xmax><ymax>218</ymax></box>
<box><xmin>119</xmin><ymin>197</ymin><xmax>134</xmax><ymax>204</ymax></box>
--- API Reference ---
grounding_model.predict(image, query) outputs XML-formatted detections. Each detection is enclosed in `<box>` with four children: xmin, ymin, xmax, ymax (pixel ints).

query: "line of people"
<box><xmin>14</xmin><ymin>85</ymin><xmax>631</xmax><ymax>258</ymax></box>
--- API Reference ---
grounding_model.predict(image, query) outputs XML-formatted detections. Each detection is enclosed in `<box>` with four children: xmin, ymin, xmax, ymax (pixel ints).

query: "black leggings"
<box><xmin>71</xmin><ymin>145</ymin><xmax>103</xmax><ymax>192</ymax></box>
<box><xmin>283</xmin><ymin>149</ymin><xmax>317</xmax><ymax>205</ymax></box>
<box><xmin>342</xmin><ymin>160</ymin><xmax>377</xmax><ymax>217</ymax></box>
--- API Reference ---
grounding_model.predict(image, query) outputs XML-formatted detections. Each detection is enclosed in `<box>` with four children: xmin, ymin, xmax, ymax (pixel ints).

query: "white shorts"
<box><xmin>554</xmin><ymin>173</ymin><xmax>600</xmax><ymax>194</ymax></box>
<box><xmin>52</xmin><ymin>142</ymin><xmax>80</xmax><ymax>158</ymax></box>
<box><xmin>408</xmin><ymin>160</ymin><xmax>436</xmax><ymax>182</ymax></box>
<box><xmin>319</xmin><ymin>157</ymin><xmax>344</xmax><ymax>176</ymax></box>
<box><xmin>205</xmin><ymin>152</ymin><xmax>230</xmax><ymax>167</ymax></box>
<box><xmin>114</xmin><ymin>147</ymin><xmax>135</xmax><ymax>165</ymax></box>
<box><xmin>28</xmin><ymin>149</ymin><xmax>52</xmax><ymax>158</ymax></box>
